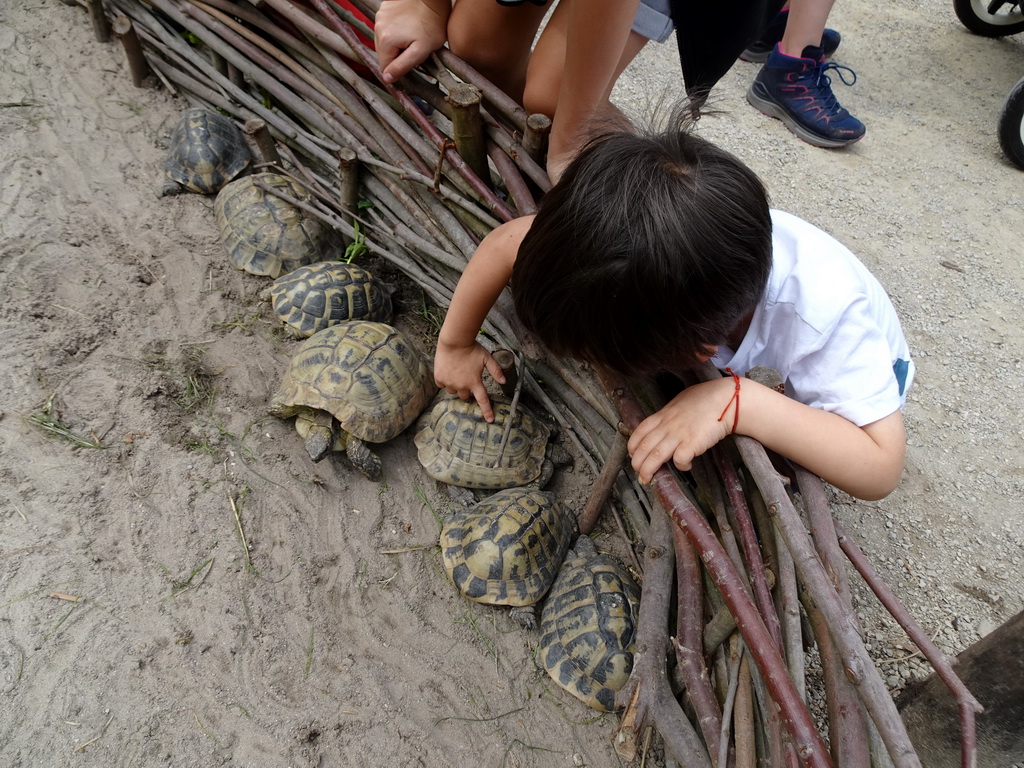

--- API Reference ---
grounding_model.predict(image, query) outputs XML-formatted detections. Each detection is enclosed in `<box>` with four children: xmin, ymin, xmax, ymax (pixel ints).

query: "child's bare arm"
<box><xmin>628</xmin><ymin>378</ymin><xmax>907</xmax><ymax>501</ymax></box>
<box><xmin>435</xmin><ymin>216</ymin><xmax>534</xmax><ymax>421</ymax></box>
<box><xmin>375</xmin><ymin>0</ymin><xmax>450</xmax><ymax>84</ymax></box>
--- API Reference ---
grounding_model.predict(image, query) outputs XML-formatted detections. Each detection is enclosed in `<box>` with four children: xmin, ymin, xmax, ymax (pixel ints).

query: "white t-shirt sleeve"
<box><xmin>785</xmin><ymin>291</ymin><xmax>906</xmax><ymax>427</ymax></box>
<box><xmin>712</xmin><ymin>211</ymin><xmax>914</xmax><ymax>426</ymax></box>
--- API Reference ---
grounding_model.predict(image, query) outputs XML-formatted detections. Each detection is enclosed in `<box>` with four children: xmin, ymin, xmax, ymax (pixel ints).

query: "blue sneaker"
<box><xmin>746</xmin><ymin>44</ymin><xmax>865</xmax><ymax>148</ymax></box>
<box><xmin>740</xmin><ymin>10</ymin><xmax>841</xmax><ymax>63</ymax></box>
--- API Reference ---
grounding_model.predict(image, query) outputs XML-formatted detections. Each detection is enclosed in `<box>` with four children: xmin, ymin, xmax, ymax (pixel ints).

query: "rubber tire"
<box><xmin>998</xmin><ymin>75</ymin><xmax>1024</xmax><ymax>169</ymax></box>
<box><xmin>954</xmin><ymin>0</ymin><xmax>1024</xmax><ymax>36</ymax></box>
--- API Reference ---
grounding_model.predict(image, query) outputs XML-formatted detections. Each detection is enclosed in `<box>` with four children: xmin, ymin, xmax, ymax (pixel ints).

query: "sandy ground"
<box><xmin>2</xmin><ymin>0</ymin><xmax>1023</xmax><ymax>766</ymax></box>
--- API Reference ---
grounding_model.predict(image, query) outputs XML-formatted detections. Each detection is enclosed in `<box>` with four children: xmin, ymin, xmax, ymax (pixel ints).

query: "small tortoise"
<box><xmin>414</xmin><ymin>393</ymin><xmax>568</xmax><ymax>491</ymax></box>
<box><xmin>268</xmin><ymin>321</ymin><xmax>436</xmax><ymax>479</ymax></box>
<box><xmin>440</xmin><ymin>487</ymin><xmax>578</xmax><ymax>628</ymax></box>
<box><xmin>539</xmin><ymin>536</ymin><xmax>641</xmax><ymax>711</ymax></box>
<box><xmin>160</xmin><ymin>108</ymin><xmax>250</xmax><ymax>197</ymax></box>
<box><xmin>260</xmin><ymin>261</ymin><xmax>394</xmax><ymax>338</ymax></box>
<box><xmin>215</xmin><ymin>172</ymin><xmax>342</xmax><ymax>278</ymax></box>
<box><xmin>745</xmin><ymin>365</ymin><xmax>786</xmax><ymax>394</ymax></box>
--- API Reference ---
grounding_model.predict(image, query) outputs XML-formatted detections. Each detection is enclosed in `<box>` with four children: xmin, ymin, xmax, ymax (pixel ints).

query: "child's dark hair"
<box><xmin>511</xmin><ymin>115</ymin><xmax>772</xmax><ymax>375</ymax></box>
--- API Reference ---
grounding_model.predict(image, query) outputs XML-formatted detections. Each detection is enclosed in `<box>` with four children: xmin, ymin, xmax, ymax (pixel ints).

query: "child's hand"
<box><xmin>434</xmin><ymin>340</ymin><xmax>507</xmax><ymax>422</ymax></box>
<box><xmin>627</xmin><ymin>378</ymin><xmax>737</xmax><ymax>484</ymax></box>
<box><xmin>374</xmin><ymin>0</ymin><xmax>448</xmax><ymax>84</ymax></box>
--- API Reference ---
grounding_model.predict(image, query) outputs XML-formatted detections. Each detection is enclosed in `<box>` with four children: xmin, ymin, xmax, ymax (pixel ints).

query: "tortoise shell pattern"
<box><xmin>269</xmin><ymin>321</ymin><xmax>435</xmax><ymax>443</ymax></box>
<box><xmin>267</xmin><ymin>262</ymin><xmax>393</xmax><ymax>337</ymax></box>
<box><xmin>441</xmin><ymin>488</ymin><xmax>578</xmax><ymax>606</ymax></box>
<box><xmin>215</xmin><ymin>172</ymin><xmax>342</xmax><ymax>278</ymax></box>
<box><xmin>414</xmin><ymin>394</ymin><xmax>551</xmax><ymax>489</ymax></box>
<box><xmin>163</xmin><ymin>108</ymin><xmax>250</xmax><ymax>195</ymax></box>
<box><xmin>539</xmin><ymin>538</ymin><xmax>641</xmax><ymax>711</ymax></box>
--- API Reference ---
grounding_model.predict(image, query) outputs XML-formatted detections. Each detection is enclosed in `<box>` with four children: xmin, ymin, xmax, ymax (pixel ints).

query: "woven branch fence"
<box><xmin>76</xmin><ymin>0</ymin><xmax>984</xmax><ymax>764</ymax></box>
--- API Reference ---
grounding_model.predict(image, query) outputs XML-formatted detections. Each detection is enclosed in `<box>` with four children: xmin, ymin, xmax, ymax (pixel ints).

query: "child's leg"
<box><xmin>778</xmin><ymin>0</ymin><xmax>835</xmax><ymax>57</ymax></box>
<box><xmin>524</xmin><ymin>0</ymin><xmax>648</xmax><ymax>120</ymax></box>
<box><xmin>447</xmin><ymin>0</ymin><xmax>550</xmax><ymax>102</ymax></box>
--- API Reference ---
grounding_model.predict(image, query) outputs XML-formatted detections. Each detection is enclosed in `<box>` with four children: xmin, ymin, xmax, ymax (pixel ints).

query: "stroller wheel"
<box><xmin>954</xmin><ymin>0</ymin><xmax>1024</xmax><ymax>35</ymax></box>
<box><xmin>998</xmin><ymin>75</ymin><xmax>1024</xmax><ymax>169</ymax></box>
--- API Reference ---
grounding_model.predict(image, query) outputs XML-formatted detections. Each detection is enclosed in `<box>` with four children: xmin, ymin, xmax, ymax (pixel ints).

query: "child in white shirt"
<box><xmin>434</xmin><ymin>116</ymin><xmax>913</xmax><ymax>500</ymax></box>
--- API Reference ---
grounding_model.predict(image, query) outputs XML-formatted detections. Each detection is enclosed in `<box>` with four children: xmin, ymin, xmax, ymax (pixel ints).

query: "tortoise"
<box><xmin>440</xmin><ymin>487</ymin><xmax>578</xmax><ymax>629</ymax></box>
<box><xmin>745</xmin><ymin>365</ymin><xmax>786</xmax><ymax>395</ymax></box>
<box><xmin>160</xmin><ymin>108</ymin><xmax>250</xmax><ymax>197</ymax></box>
<box><xmin>414</xmin><ymin>393</ymin><xmax>569</xmax><ymax>491</ymax></box>
<box><xmin>538</xmin><ymin>536</ymin><xmax>641</xmax><ymax>711</ymax></box>
<box><xmin>268</xmin><ymin>321</ymin><xmax>436</xmax><ymax>480</ymax></box>
<box><xmin>259</xmin><ymin>261</ymin><xmax>394</xmax><ymax>338</ymax></box>
<box><xmin>215</xmin><ymin>172</ymin><xmax>343</xmax><ymax>278</ymax></box>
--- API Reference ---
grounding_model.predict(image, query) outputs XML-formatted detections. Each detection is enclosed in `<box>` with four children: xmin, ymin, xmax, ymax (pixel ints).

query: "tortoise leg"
<box><xmin>531</xmin><ymin>445</ymin><xmax>574</xmax><ymax>489</ymax></box>
<box><xmin>302</xmin><ymin>410</ymin><xmax>337</xmax><ymax>463</ymax></box>
<box><xmin>159</xmin><ymin>179</ymin><xmax>185</xmax><ymax>197</ymax></box>
<box><xmin>532</xmin><ymin>459</ymin><xmax>554</xmax><ymax>490</ymax></box>
<box><xmin>510</xmin><ymin>605</ymin><xmax>537</xmax><ymax>630</ymax></box>
<box><xmin>445</xmin><ymin>484</ymin><xmax>478</xmax><ymax>507</ymax></box>
<box><xmin>345</xmin><ymin>435</ymin><xmax>383</xmax><ymax>482</ymax></box>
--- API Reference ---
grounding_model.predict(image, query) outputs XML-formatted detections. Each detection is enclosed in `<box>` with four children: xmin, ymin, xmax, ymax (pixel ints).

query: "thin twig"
<box><xmin>228</xmin><ymin>493</ymin><xmax>253</xmax><ymax>573</ymax></box>
<box><xmin>492</xmin><ymin>351</ymin><xmax>525</xmax><ymax>467</ymax></box>
<box><xmin>719</xmin><ymin>637</ymin><xmax>745</xmax><ymax>768</ymax></box>
<box><xmin>74</xmin><ymin>713</ymin><xmax>114</xmax><ymax>753</ymax></box>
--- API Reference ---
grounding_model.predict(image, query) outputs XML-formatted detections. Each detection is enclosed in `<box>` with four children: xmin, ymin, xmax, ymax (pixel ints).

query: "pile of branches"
<box><xmin>80</xmin><ymin>0</ymin><xmax>982</xmax><ymax>764</ymax></box>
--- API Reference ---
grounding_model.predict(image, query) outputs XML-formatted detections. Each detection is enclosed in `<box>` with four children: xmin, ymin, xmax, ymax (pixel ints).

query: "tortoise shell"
<box><xmin>215</xmin><ymin>172</ymin><xmax>342</xmax><ymax>278</ymax></box>
<box><xmin>441</xmin><ymin>488</ymin><xmax>577</xmax><ymax>608</ymax></box>
<box><xmin>161</xmin><ymin>108</ymin><xmax>250</xmax><ymax>196</ymax></box>
<box><xmin>268</xmin><ymin>321</ymin><xmax>436</xmax><ymax>443</ymax></box>
<box><xmin>538</xmin><ymin>536</ymin><xmax>641</xmax><ymax>711</ymax></box>
<box><xmin>414</xmin><ymin>394</ymin><xmax>552</xmax><ymax>489</ymax></box>
<box><xmin>264</xmin><ymin>262</ymin><xmax>394</xmax><ymax>338</ymax></box>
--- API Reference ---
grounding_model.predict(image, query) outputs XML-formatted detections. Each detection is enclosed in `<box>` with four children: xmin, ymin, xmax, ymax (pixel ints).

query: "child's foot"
<box><xmin>746</xmin><ymin>44</ymin><xmax>865</xmax><ymax>148</ymax></box>
<box><xmin>740</xmin><ymin>10</ymin><xmax>841</xmax><ymax>64</ymax></box>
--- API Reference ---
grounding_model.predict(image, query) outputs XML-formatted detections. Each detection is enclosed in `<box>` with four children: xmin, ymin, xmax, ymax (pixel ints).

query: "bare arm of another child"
<box><xmin>627</xmin><ymin>377</ymin><xmax>907</xmax><ymax>501</ymax></box>
<box><xmin>545</xmin><ymin>0</ymin><xmax>642</xmax><ymax>181</ymax></box>
<box><xmin>434</xmin><ymin>216</ymin><xmax>535</xmax><ymax>422</ymax></box>
<box><xmin>375</xmin><ymin>0</ymin><xmax>451</xmax><ymax>84</ymax></box>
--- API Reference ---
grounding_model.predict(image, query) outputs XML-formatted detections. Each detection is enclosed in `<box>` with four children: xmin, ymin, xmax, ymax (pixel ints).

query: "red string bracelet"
<box><xmin>716</xmin><ymin>367</ymin><xmax>741</xmax><ymax>434</ymax></box>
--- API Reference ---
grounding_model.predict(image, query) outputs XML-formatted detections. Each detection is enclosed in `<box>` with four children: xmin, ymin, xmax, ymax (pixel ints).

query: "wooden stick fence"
<box><xmin>82</xmin><ymin>0</ymin><xmax>984</xmax><ymax>764</ymax></box>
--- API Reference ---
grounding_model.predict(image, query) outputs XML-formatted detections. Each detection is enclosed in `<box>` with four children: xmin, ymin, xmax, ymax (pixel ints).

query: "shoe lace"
<box><xmin>811</xmin><ymin>62</ymin><xmax>858</xmax><ymax>115</ymax></box>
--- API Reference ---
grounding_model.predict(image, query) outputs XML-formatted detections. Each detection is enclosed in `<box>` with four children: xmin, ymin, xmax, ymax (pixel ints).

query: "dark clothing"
<box><xmin>668</xmin><ymin>0</ymin><xmax>787</xmax><ymax>98</ymax></box>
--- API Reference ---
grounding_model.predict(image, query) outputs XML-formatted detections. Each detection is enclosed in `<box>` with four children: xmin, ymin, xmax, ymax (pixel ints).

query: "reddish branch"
<box><xmin>601</xmin><ymin>370</ymin><xmax>833</xmax><ymax>768</ymax></box>
<box><xmin>306</xmin><ymin>0</ymin><xmax>516</xmax><ymax>222</ymax></box>
<box><xmin>702</xmin><ymin>450</ymin><xmax>790</xmax><ymax>766</ymax></box>
<box><xmin>672</xmin><ymin>521</ymin><xmax>727</xmax><ymax>765</ymax></box>
<box><xmin>486</xmin><ymin>142</ymin><xmax>536</xmax><ymax>216</ymax></box>
<box><xmin>832</xmin><ymin>519</ymin><xmax>982</xmax><ymax>768</ymax></box>
<box><xmin>772</xmin><ymin>513</ymin><xmax>804</xmax><ymax>698</ymax></box>
<box><xmin>734</xmin><ymin>652</ymin><xmax>756</xmax><ymax>768</ymax></box>
<box><xmin>579</xmin><ymin>428</ymin><xmax>628</xmax><ymax>536</ymax></box>
<box><xmin>613</xmin><ymin>500</ymin><xmax>712</xmax><ymax>768</ymax></box>
<box><xmin>711</xmin><ymin>448</ymin><xmax>784</xmax><ymax>648</ymax></box>
<box><xmin>732</xmin><ymin>437</ymin><xmax>922</xmax><ymax>768</ymax></box>
<box><xmin>795</xmin><ymin>467</ymin><xmax>871</xmax><ymax>768</ymax></box>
